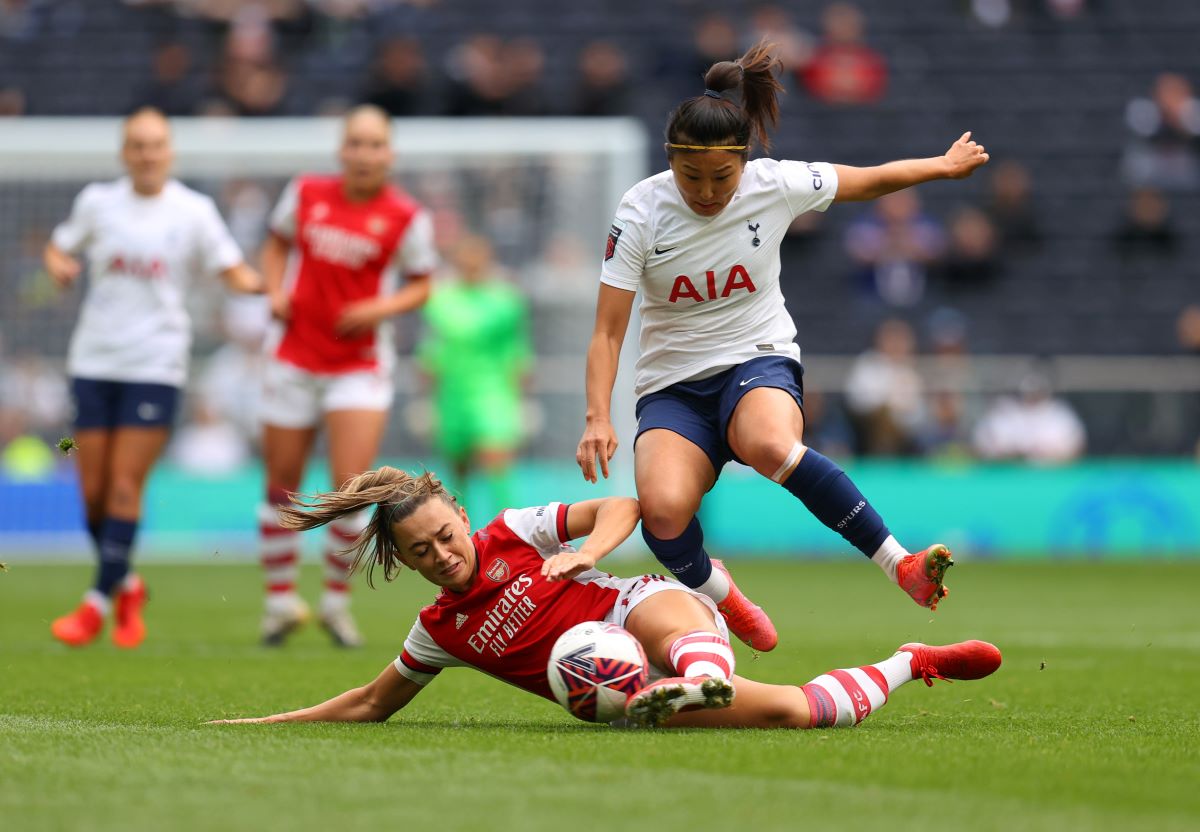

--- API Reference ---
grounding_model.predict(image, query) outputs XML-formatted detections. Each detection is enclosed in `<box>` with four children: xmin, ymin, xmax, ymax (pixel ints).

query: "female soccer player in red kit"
<box><xmin>210</xmin><ymin>467</ymin><xmax>1001</xmax><ymax>729</ymax></box>
<box><xmin>256</xmin><ymin>105</ymin><xmax>437</xmax><ymax>647</ymax></box>
<box><xmin>576</xmin><ymin>44</ymin><xmax>989</xmax><ymax>651</ymax></box>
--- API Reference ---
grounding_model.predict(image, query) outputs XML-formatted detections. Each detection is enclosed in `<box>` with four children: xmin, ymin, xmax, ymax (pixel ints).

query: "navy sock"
<box><xmin>781</xmin><ymin>450</ymin><xmax>890</xmax><ymax>557</ymax></box>
<box><xmin>94</xmin><ymin>517</ymin><xmax>138</xmax><ymax>596</ymax></box>
<box><xmin>86</xmin><ymin>518</ymin><xmax>103</xmax><ymax>552</ymax></box>
<box><xmin>642</xmin><ymin>516</ymin><xmax>712</xmax><ymax>588</ymax></box>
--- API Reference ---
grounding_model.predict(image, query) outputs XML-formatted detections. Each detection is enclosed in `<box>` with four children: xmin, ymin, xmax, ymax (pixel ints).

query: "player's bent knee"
<box><xmin>743</xmin><ymin>437</ymin><xmax>804</xmax><ymax>480</ymax></box>
<box><xmin>639</xmin><ymin>500</ymin><xmax>695</xmax><ymax>539</ymax></box>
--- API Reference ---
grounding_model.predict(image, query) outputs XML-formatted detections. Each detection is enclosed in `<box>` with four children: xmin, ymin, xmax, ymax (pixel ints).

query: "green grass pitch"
<box><xmin>2</xmin><ymin>560</ymin><xmax>1198</xmax><ymax>831</ymax></box>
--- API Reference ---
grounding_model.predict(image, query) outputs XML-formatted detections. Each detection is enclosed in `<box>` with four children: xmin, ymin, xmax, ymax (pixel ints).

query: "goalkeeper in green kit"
<box><xmin>417</xmin><ymin>234</ymin><xmax>532</xmax><ymax>514</ymax></box>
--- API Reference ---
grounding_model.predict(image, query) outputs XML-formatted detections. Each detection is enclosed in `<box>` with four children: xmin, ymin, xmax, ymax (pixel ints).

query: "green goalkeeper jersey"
<box><xmin>417</xmin><ymin>278</ymin><xmax>532</xmax><ymax>404</ymax></box>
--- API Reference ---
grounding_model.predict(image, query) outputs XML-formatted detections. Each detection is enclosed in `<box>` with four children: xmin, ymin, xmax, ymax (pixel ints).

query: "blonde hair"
<box><xmin>279</xmin><ymin>466</ymin><xmax>456</xmax><ymax>588</ymax></box>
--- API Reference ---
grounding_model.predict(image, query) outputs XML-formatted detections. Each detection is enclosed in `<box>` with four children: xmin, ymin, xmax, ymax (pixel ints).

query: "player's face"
<box><xmin>339</xmin><ymin>113</ymin><xmax>394</xmax><ymax>198</ymax></box>
<box><xmin>669</xmin><ymin>149</ymin><xmax>745</xmax><ymax>217</ymax></box>
<box><xmin>121</xmin><ymin>113</ymin><xmax>173</xmax><ymax>195</ymax></box>
<box><xmin>393</xmin><ymin>498</ymin><xmax>477</xmax><ymax>593</ymax></box>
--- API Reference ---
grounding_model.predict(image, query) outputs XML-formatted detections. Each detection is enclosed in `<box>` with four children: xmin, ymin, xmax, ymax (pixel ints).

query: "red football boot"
<box><xmin>51</xmin><ymin>601</ymin><xmax>104</xmax><ymax>647</ymax></box>
<box><xmin>625</xmin><ymin>676</ymin><xmax>735</xmax><ymax>728</ymax></box>
<box><xmin>896</xmin><ymin>544</ymin><xmax>954</xmax><ymax>610</ymax></box>
<box><xmin>112</xmin><ymin>575</ymin><xmax>148</xmax><ymax>649</ymax></box>
<box><xmin>711</xmin><ymin>558</ymin><xmax>778</xmax><ymax>652</ymax></box>
<box><xmin>897</xmin><ymin>640</ymin><xmax>1003</xmax><ymax>687</ymax></box>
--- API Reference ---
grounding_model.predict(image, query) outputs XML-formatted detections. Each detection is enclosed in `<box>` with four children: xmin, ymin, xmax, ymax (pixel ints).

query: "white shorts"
<box><xmin>602</xmin><ymin>574</ymin><xmax>729</xmax><ymax>681</ymax></box>
<box><xmin>260</xmin><ymin>356</ymin><xmax>394</xmax><ymax>429</ymax></box>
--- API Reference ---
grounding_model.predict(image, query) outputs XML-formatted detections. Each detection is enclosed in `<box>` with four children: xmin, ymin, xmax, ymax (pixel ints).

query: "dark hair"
<box><xmin>665</xmin><ymin>42</ymin><xmax>784</xmax><ymax>156</ymax></box>
<box><xmin>278</xmin><ymin>466</ymin><xmax>457</xmax><ymax>588</ymax></box>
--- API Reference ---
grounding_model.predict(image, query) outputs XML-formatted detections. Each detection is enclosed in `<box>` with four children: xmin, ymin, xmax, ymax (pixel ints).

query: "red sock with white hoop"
<box><xmin>668</xmin><ymin>630</ymin><xmax>735</xmax><ymax>681</ymax></box>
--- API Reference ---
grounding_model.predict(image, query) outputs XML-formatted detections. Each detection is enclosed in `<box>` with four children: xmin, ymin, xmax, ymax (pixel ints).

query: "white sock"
<box><xmin>266</xmin><ymin>591</ymin><xmax>303</xmax><ymax>615</ymax></box>
<box><xmin>874</xmin><ymin>651</ymin><xmax>916</xmax><ymax>692</ymax></box>
<box><xmin>84</xmin><ymin>589</ymin><xmax>111</xmax><ymax>617</ymax></box>
<box><xmin>871</xmin><ymin>535</ymin><xmax>909</xmax><ymax>582</ymax></box>
<box><xmin>695</xmin><ymin>563</ymin><xmax>731</xmax><ymax>603</ymax></box>
<box><xmin>320</xmin><ymin>589</ymin><xmax>350</xmax><ymax>615</ymax></box>
<box><xmin>668</xmin><ymin>631</ymin><xmax>735</xmax><ymax>680</ymax></box>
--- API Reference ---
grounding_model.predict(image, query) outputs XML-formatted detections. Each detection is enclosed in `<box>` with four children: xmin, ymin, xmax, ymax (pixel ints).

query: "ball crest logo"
<box><xmin>367</xmin><ymin>215</ymin><xmax>388</xmax><ymax>235</ymax></box>
<box><xmin>312</xmin><ymin>202</ymin><xmax>330</xmax><ymax>220</ymax></box>
<box><xmin>485</xmin><ymin>559</ymin><xmax>510</xmax><ymax>582</ymax></box>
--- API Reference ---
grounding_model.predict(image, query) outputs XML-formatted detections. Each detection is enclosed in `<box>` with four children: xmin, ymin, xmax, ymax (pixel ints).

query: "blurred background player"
<box><xmin>577</xmin><ymin>44</ymin><xmax>988</xmax><ymax>652</ymax></box>
<box><xmin>257</xmin><ymin>105</ymin><xmax>437</xmax><ymax>648</ymax></box>
<box><xmin>44</xmin><ymin>107</ymin><xmax>262</xmax><ymax>649</ymax></box>
<box><xmin>209</xmin><ymin>466</ymin><xmax>1003</xmax><ymax>730</ymax></box>
<box><xmin>416</xmin><ymin>234</ymin><xmax>532</xmax><ymax>516</ymax></box>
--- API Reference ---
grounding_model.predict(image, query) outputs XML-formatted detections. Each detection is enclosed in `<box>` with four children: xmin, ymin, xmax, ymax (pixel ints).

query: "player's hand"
<box><xmin>541</xmin><ymin>550</ymin><xmax>598</xmax><ymax>582</ymax></box>
<box><xmin>576</xmin><ymin>417</ymin><xmax>618</xmax><ymax>483</ymax></box>
<box><xmin>45</xmin><ymin>252</ymin><xmax>82</xmax><ymax>290</ymax></box>
<box><xmin>336</xmin><ymin>297</ymin><xmax>391</xmax><ymax>337</ymax></box>
<box><xmin>269</xmin><ymin>290</ymin><xmax>291</xmax><ymax>322</ymax></box>
<box><xmin>943</xmin><ymin>131</ymin><xmax>989</xmax><ymax>179</ymax></box>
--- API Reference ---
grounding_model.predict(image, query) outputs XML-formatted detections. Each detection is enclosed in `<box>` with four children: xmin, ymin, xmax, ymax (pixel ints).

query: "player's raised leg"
<box><xmin>728</xmin><ymin>386</ymin><xmax>951</xmax><ymax>610</ymax></box>
<box><xmin>259</xmin><ymin>423</ymin><xmax>316</xmax><ymax>646</ymax></box>
<box><xmin>321</xmin><ymin>408</ymin><xmax>389</xmax><ymax>647</ymax></box>
<box><xmin>622</xmin><ymin>583</ymin><xmax>737</xmax><ymax>727</ymax></box>
<box><xmin>667</xmin><ymin>640</ymin><xmax>1002</xmax><ymax>729</ymax></box>
<box><xmin>635</xmin><ymin>429</ymin><xmax>777</xmax><ymax>651</ymax></box>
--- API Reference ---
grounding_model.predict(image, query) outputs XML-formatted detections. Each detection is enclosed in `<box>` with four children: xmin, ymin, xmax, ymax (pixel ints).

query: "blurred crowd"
<box><xmin>1</xmin><ymin>0</ymin><xmax>1199</xmax><ymax>477</ymax></box>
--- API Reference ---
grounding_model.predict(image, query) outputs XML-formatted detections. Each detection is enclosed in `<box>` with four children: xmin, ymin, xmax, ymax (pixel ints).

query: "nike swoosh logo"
<box><xmin>653</xmin><ymin>245</ymin><xmax>678</xmax><ymax>255</ymax></box>
<box><xmin>739</xmin><ymin>376</ymin><xmax>763</xmax><ymax>386</ymax></box>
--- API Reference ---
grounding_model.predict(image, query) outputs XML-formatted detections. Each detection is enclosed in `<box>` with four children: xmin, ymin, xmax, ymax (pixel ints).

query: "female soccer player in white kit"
<box><xmin>45</xmin><ymin>107</ymin><xmax>261</xmax><ymax>648</ymax></box>
<box><xmin>576</xmin><ymin>44</ymin><xmax>990</xmax><ymax>651</ymax></box>
<box><xmin>256</xmin><ymin>105</ymin><xmax>438</xmax><ymax>647</ymax></box>
<box><xmin>209</xmin><ymin>467</ymin><xmax>1001</xmax><ymax>729</ymax></box>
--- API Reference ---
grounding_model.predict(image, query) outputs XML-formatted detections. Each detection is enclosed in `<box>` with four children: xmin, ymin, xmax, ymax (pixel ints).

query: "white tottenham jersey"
<box><xmin>601</xmin><ymin>158</ymin><xmax>838</xmax><ymax>397</ymax></box>
<box><xmin>52</xmin><ymin>178</ymin><xmax>244</xmax><ymax>387</ymax></box>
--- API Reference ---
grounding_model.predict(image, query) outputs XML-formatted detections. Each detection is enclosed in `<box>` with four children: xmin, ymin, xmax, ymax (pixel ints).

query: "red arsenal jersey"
<box><xmin>268</xmin><ymin>175</ymin><xmax>437</xmax><ymax>373</ymax></box>
<box><xmin>394</xmin><ymin>504</ymin><xmax>624</xmax><ymax>701</ymax></box>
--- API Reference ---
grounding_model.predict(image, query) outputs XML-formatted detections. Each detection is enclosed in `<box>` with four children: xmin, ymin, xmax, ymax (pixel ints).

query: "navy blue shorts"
<box><xmin>634</xmin><ymin>355</ymin><xmax>804</xmax><ymax>477</ymax></box>
<box><xmin>71</xmin><ymin>378</ymin><xmax>180</xmax><ymax>430</ymax></box>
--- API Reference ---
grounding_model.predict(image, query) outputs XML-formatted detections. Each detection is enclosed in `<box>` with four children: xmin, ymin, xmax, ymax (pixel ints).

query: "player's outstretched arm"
<box><xmin>578</xmin><ymin>284</ymin><xmax>636</xmax><ymax>483</ymax></box>
<box><xmin>832</xmin><ymin>132</ymin><xmax>990</xmax><ymax>203</ymax></box>
<box><xmin>43</xmin><ymin>242</ymin><xmax>82</xmax><ymax>290</ymax></box>
<box><xmin>542</xmin><ymin>496</ymin><xmax>640</xmax><ymax>581</ymax></box>
<box><xmin>207</xmin><ymin>663</ymin><xmax>422</xmax><ymax>725</ymax></box>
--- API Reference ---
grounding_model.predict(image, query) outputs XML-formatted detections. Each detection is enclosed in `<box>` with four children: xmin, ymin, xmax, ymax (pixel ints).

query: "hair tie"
<box><xmin>703</xmin><ymin>89</ymin><xmax>723</xmax><ymax>100</ymax></box>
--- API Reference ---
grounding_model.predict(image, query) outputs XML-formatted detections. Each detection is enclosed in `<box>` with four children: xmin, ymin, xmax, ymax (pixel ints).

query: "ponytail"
<box><xmin>278</xmin><ymin>466</ymin><xmax>456</xmax><ymax>588</ymax></box>
<box><xmin>666</xmin><ymin>41</ymin><xmax>784</xmax><ymax>155</ymax></box>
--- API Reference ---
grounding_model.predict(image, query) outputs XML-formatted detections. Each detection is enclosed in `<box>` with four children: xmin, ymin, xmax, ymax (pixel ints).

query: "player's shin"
<box><xmin>667</xmin><ymin>630</ymin><xmax>735</xmax><ymax>681</ymax></box>
<box><xmin>260</xmin><ymin>489</ymin><xmax>300</xmax><ymax>607</ymax></box>
<box><xmin>319</xmin><ymin>511</ymin><xmax>365</xmax><ymax>647</ymax></box>
<box><xmin>798</xmin><ymin>652</ymin><xmax>912</xmax><ymax>728</ymax></box>
<box><xmin>95</xmin><ymin>517</ymin><xmax>137</xmax><ymax>597</ymax></box>
<box><xmin>776</xmin><ymin>445</ymin><xmax>894</xmax><ymax>562</ymax></box>
<box><xmin>641</xmin><ymin>517</ymin><xmax>726</xmax><ymax>597</ymax></box>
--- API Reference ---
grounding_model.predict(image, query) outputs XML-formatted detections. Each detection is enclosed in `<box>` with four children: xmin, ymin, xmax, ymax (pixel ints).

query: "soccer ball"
<box><xmin>547</xmin><ymin>621</ymin><xmax>649</xmax><ymax>723</ymax></box>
